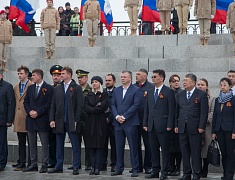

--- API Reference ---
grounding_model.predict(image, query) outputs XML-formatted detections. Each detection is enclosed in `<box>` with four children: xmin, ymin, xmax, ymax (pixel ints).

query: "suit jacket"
<box><xmin>175</xmin><ymin>88</ymin><xmax>208</xmax><ymax>134</ymax></box>
<box><xmin>13</xmin><ymin>80</ymin><xmax>33</xmax><ymax>132</ymax></box>
<box><xmin>24</xmin><ymin>81</ymin><xmax>53</xmax><ymax>132</ymax></box>
<box><xmin>212</xmin><ymin>97</ymin><xmax>235</xmax><ymax>133</ymax></box>
<box><xmin>111</xmin><ymin>84</ymin><xmax>142</xmax><ymax>128</ymax></box>
<box><xmin>143</xmin><ymin>85</ymin><xmax>176</xmax><ymax>132</ymax></box>
<box><xmin>134</xmin><ymin>81</ymin><xmax>154</xmax><ymax>124</ymax></box>
<box><xmin>49</xmin><ymin>79</ymin><xmax>83</xmax><ymax>134</ymax></box>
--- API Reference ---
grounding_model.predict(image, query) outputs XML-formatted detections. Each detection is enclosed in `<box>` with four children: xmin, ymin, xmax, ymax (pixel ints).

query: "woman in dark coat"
<box><xmin>212</xmin><ymin>78</ymin><xmax>235</xmax><ymax>180</ymax></box>
<box><xmin>84</xmin><ymin>76</ymin><xmax>109</xmax><ymax>175</ymax></box>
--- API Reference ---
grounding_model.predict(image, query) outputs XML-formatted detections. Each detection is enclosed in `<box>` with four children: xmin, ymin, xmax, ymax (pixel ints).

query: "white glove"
<box><xmin>124</xmin><ymin>7</ymin><xmax>128</xmax><ymax>11</ymax></box>
<box><xmin>137</xmin><ymin>6</ymin><xmax>141</xmax><ymax>11</ymax></box>
<box><xmin>188</xmin><ymin>6</ymin><xmax>192</xmax><ymax>11</ymax></box>
<box><xmin>55</xmin><ymin>30</ymin><xmax>59</xmax><ymax>34</ymax></box>
<box><xmin>211</xmin><ymin>15</ymin><xmax>214</xmax><ymax>19</ymax></box>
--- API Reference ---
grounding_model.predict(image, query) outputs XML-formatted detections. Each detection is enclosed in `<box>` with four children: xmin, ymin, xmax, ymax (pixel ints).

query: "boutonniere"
<box><xmin>159</xmin><ymin>93</ymin><xmax>164</xmax><ymax>99</ymax></box>
<box><xmin>42</xmin><ymin>88</ymin><xmax>47</xmax><ymax>95</ymax></box>
<box><xmin>226</xmin><ymin>102</ymin><xmax>232</xmax><ymax>107</ymax></box>
<box><xmin>144</xmin><ymin>91</ymin><xmax>147</xmax><ymax>97</ymax></box>
<box><xmin>70</xmin><ymin>87</ymin><xmax>74</xmax><ymax>91</ymax></box>
<box><xmin>99</xmin><ymin>94</ymin><xmax>102</xmax><ymax>98</ymax></box>
<box><xmin>194</xmin><ymin>98</ymin><xmax>198</xmax><ymax>103</ymax></box>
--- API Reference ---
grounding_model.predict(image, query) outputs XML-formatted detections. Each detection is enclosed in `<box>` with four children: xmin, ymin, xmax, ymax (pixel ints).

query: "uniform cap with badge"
<box><xmin>50</xmin><ymin>65</ymin><xmax>63</xmax><ymax>75</ymax></box>
<box><xmin>76</xmin><ymin>69</ymin><xmax>89</xmax><ymax>78</ymax></box>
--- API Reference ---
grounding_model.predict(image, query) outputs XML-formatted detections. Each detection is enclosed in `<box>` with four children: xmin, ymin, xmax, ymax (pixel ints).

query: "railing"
<box><xmin>12</xmin><ymin>20</ymin><xmax>228</xmax><ymax>37</ymax></box>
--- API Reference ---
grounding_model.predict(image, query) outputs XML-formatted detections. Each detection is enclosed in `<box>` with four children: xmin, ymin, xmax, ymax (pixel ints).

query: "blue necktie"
<box><xmin>20</xmin><ymin>83</ymin><xmax>25</xmax><ymax>97</ymax></box>
<box><xmin>187</xmin><ymin>91</ymin><xmax>191</xmax><ymax>102</ymax></box>
<box><xmin>154</xmin><ymin>89</ymin><xmax>159</xmax><ymax>103</ymax></box>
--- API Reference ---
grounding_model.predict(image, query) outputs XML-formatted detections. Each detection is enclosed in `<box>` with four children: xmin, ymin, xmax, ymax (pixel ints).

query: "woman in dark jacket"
<box><xmin>84</xmin><ymin>76</ymin><xmax>109</xmax><ymax>175</ymax></box>
<box><xmin>57</xmin><ymin>6</ymin><xmax>66</xmax><ymax>36</ymax></box>
<box><xmin>212</xmin><ymin>78</ymin><xmax>235</xmax><ymax>180</ymax></box>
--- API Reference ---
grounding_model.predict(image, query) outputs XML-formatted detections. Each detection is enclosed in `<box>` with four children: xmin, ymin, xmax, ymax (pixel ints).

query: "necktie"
<box><xmin>20</xmin><ymin>83</ymin><xmax>25</xmax><ymax>97</ymax></box>
<box><xmin>35</xmin><ymin>85</ymin><xmax>39</xmax><ymax>97</ymax></box>
<box><xmin>154</xmin><ymin>89</ymin><xmax>159</xmax><ymax>103</ymax></box>
<box><xmin>187</xmin><ymin>91</ymin><xmax>191</xmax><ymax>102</ymax></box>
<box><xmin>139</xmin><ymin>83</ymin><xmax>143</xmax><ymax>88</ymax></box>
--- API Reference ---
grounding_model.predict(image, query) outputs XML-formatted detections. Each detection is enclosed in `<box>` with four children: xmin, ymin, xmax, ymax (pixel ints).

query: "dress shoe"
<box><xmin>73</xmin><ymin>168</ymin><xmax>79</xmax><ymax>175</ymax></box>
<box><xmin>85</xmin><ymin>166</ymin><xmax>91</xmax><ymax>170</ymax></box>
<box><xmin>111</xmin><ymin>165</ymin><xmax>116</xmax><ymax>172</ymax></box>
<box><xmin>111</xmin><ymin>171</ymin><xmax>122</xmax><ymax>176</ymax></box>
<box><xmin>14</xmin><ymin>163</ymin><xmax>26</xmax><ymax>171</ymax></box>
<box><xmin>48</xmin><ymin>168</ymin><xmax>63</xmax><ymax>173</ymax></box>
<box><xmin>89</xmin><ymin>168</ymin><xmax>95</xmax><ymax>175</ymax></box>
<box><xmin>160</xmin><ymin>175</ymin><xmax>168</xmax><ymax>180</ymax></box>
<box><xmin>129</xmin><ymin>169</ymin><xmax>142</xmax><ymax>173</ymax></box>
<box><xmin>145</xmin><ymin>173</ymin><xmax>159</xmax><ymax>178</ymax></box>
<box><xmin>67</xmin><ymin>166</ymin><xmax>73</xmax><ymax>170</ymax></box>
<box><xmin>170</xmin><ymin>169</ymin><xmax>180</xmax><ymax>176</ymax></box>
<box><xmin>12</xmin><ymin>163</ymin><xmax>19</xmax><ymax>168</ymax></box>
<box><xmin>178</xmin><ymin>175</ymin><xmax>191</xmax><ymax>180</ymax></box>
<box><xmin>22</xmin><ymin>165</ymin><xmax>38</xmax><ymax>172</ymax></box>
<box><xmin>94</xmin><ymin>169</ymin><xmax>100</xmax><ymax>175</ymax></box>
<box><xmin>39</xmin><ymin>166</ymin><xmax>48</xmax><ymax>173</ymax></box>
<box><xmin>145</xmin><ymin>168</ymin><xmax>152</xmax><ymax>174</ymax></box>
<box><xmin>0</xmin><ymin>167</ymin><xmax>4</xmax><ymax>171</ymax></box>
<box><xmin>100</xmin><ymin>166</ymin><xmax>107</xmax><ymax>171</ymax></box>
<box><xmin>131</xmin><ymin>172</ymin><xmax>138</xmax><ymax>177</ymax></box>
<box><xmin>47</xmin><ymin>165</ymin><xmax>55</xmax><ymax>168</ymax></box>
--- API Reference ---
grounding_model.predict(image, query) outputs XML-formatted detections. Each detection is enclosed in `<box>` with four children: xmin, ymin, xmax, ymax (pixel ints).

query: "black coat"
<box><xmin>24</xmin><ymin>81</ymin><xmax>53</xmax><ymax>132</ymax></box>
<box><xmin>84</xmin><ymin>89</ymin><xmax>109</xmax><ymax>148</ymax></box>
<box><xmin>0</xmin><ymin>78</ymin><xmax>15</xmax><ymax>126</ymax></box>
<box><xmin>49</xmin><ymin>80</ymin><xmax>83</xmax><ymax>134</ymax></box>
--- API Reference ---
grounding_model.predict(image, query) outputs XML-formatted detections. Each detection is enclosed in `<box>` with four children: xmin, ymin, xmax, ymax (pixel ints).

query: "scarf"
<box><xmin>218</xmin><ymin>89</ymin><xmax>234</xmax><ymax>104</ymax></box>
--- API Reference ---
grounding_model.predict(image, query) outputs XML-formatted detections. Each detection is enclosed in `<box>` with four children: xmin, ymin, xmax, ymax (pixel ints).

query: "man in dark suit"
<box><xmin>111</xmin><ymin>70</ymin><xmax>142</xmax><ymax>177</ymax></box>
<box><xmin>175</xmin><ymin>74</ymin><xmax>208</xmax><ymax>180</ymax></box>
<box><xmin>23</xmin><ymin>69</ymin><xmax>53</xmax><ymax>173</ymax></box>
<box><xmin>143</xmin><ymin>69</ymin><xmax>175</xmax><ymax>180</ymax></box>
<box><xmin>48</xmin><ymin>66</ymin><xmax>83</xmax><ymax>175</ymax></box>
<box><xmin>134</xmin><ymin>69</ymin><xmax>154</xmax><ymax>174</ymax></box>
<box><xmin>101</xmin><ymin>74</ymin><xmax>116</xmax><ymax>172</ymax></box>
<box><xmin>0</xmin><ymin>68</ymin><xmax>15</xmax><ymax>171</ymax></box>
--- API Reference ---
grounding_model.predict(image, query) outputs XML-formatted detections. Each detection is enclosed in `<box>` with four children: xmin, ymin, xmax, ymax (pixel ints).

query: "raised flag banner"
<box><xmin>80</xmin><ymin>0</ymin><xmax>113</xmax><ymax>33</ymax></box>
<box><xmin>142</xmin><ymin>0</ymin><xmax>160</xmax><ymax>22</ymax></box>
<box><xmin>212</xmin><ymin>0</ymin><xmax>233</xmax><ymax>24</ymax></box>
<box><xmin>9</xmin><ymin>0</ymin><xmax>39</xmax><ymax>32</ymax></box>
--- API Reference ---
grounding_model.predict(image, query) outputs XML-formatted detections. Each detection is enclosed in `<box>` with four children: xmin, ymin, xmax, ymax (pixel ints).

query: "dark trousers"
<box><xmin>0</xmin><ymin>126</ymin><xmax>7</xmax><ymax>168</ymax></box>
<box><xmin>101</xmin><ymin>125</ymin><xmax>116</xmax><ymax>167</ymax></box>
<box><xmin>137</xmin><ymin>125</ymin><xmax>152</xmax><ymax>170</ymax></box>
<box><xmin>216</xmin><ymin>130</ymin><xmax>235</xmax><ymax>180</ymax></box>
<box><xmin>115</xmin><ymin>125</ymin><xmax>139</xmax><ymax>172</ymax></box>
<box><xmin>17</xmin><ymin>132</ymin><xmax>31</xmax><ymax>165</ymax></box>
<box><xmin>89</xmin><ymin>148</ymin><xmax>103</xmax><ymax>170</ymax></box>
<box><xmin>49</xmin><ymin>128</ymin><xmax>56</xmax><ymax>166</ymax></box>
<box><xmin>179</xmin><ymin>127</ymin><xmax>202</xmax><ymax>177</ymax></box>
<box><xmin>55</xmin><ymin>123</ymin><xmax>81</xmax><ymax>170</ymax></box>
<box><xmin>148</xmin><ymin>129</ymin><xmax>170</xmax><ymax>175</ymax></box>
<box><xmin>170</xmin><ymin>152</ymin><xmax>181</xmax><ymax>172</ymax></box>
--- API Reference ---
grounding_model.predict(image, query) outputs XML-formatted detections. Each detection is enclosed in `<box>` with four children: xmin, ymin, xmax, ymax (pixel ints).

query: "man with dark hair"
<box><xmin>13</xmin><ymin>66</ymin><xmax>32</xmax><ymax>171</ymax></box>
<box><xmin>64</xmin><ymin>2</ymin><xmax>75</xmax><ymax>36</ymax></box>
<box><xmin>23</xmin><ymin>68</ymin><xmax>53</xmax><ymax>173</ymax></box>
<box><xmin>48</xmin><ymin>66</ymin><xmax>83</xmax><ymax>175</ymax></box>
<box><xmin>0</xmin><ymin>67</ymin><xmax>15</xmax><ymax>171</ymax></box>
<box><xmin>143</xmin><ymin>69</ymin><xmax>175</xmax><ymax>180</ymax></box>
<box><xmin>133</xmin><ymin>69</ymin><xmax>153</xmax><ymax>174</ymax></box>
<box><xmin>101</xmin><ymin>73</ymin><xmax>117</xmax><ymax>172</ymax></box>
<box><xmin>227</xmin><ymin>70</ymin><xmax>235</xmax><ymax>95</ymax></box>
<box><xmin>111</xmin><ymin>70</ymin><xmax>142</xmax><ymax>177</ymax></box>
<box><xmin>175</xmin><ymin>73</ymin><xmax>208</xmax><ymax>180</ymax></box>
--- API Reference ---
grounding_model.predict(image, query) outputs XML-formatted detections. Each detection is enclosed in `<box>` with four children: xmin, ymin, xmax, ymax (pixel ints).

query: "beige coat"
<box><xmin>226</xmin><ymin>1</ymin><xmax>235</xmax><ymax>32</ymax></box>
<box><xmin>175</xmin><ymin>0</ymin><xmax>193</xmax><ymax>6</ymax></box>
<box><xmin>40</xmin><ymin>7</ymin><xmax>60</xmax><ymax>30</ymax></box>
<box><xmin>157</xmin><ymin>0</ymin><xmax>174</xmax><ymax>11</ymax></box>
<box><xmin>13</xmin><ymin>81</ymin><xmax>33</xmax><ymax>132</ymax></box>
<box><xmin>83</xmin><ymin>0</ymin><xmax>101</xmax><ymax>20</ymax></box>
<box><xmin>0</xmin><ymin>18</ymin><xmax>12</xmax><ymax>44</ymax></box>
<box><xmin>124</xmin><ymin>0</ymin><xmax>142</xmax><ymax>7</ymax></box>
<box><xmin>194</xmin><ymin>0</ymin><xmax>216</xmax><ymax>19</ymax></box>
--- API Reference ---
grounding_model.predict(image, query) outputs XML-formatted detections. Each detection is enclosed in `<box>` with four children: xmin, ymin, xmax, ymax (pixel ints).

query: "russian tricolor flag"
<box><xmin>212</xmin><ymin>0</ymin><xmax>233</xmax><ymax>24</ymax></box>
<box><xmin>80</xmin><ymin>0</ymin><xmax>113</xmax><ymax>33</ymax></box>
<box><xmin>8</xmin><ymin>0</ymin><xmax>39</xmax><ymax>33</ymax></box>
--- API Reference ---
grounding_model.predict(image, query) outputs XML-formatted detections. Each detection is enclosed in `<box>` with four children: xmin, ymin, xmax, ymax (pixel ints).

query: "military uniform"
<box><xmin>175</xmin><ymin>0</ymin><xmax>193</xmax><ymax>34</ymax></box>
<box><xmin>76</xmin><ymin>69</ymin><xmax>92</xmax><ymax>170</ymax></box>
<box><xmin>83</xmin><ymin>0</ymin><xmax>100</xmax><ymax>47</ymax></box>
<box><xmin>227</xmin><ymin>1</ymin><xmax>235</xmax><ymax>54</ymax></box>
<box><xmin>157</xmin><ymin>0</ymin><xmax>174</xmax><ymax>35</ymax></box>
<box><xmin>0</xmin><ymin>10</ymin><xmax>12</xmax><ymax>70</ymax></box>
<box><xmin>194</xmin><ymin>0</ymin><xmax>216</xmax><ymax>45</ymax></box>
<box><xmin>124</xmin><ymin>0</ymin><xmax>142</xmax><ymax>35</ymax></box>
<box><xmin>40</xmin><ymin>1</ymin><xmax>60</xmax><ymax>59</ymax></box>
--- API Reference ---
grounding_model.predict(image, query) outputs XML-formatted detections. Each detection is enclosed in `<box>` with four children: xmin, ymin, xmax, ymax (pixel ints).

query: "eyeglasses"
<box><xmin>171</xmin><ymin>80</ymin><xmax>180</xmax><ymax>83</ymax></box>
<box><xmin>151</xmin><ymin>76</ymin><xmax>157</xmax><ymax>78</ymax></box>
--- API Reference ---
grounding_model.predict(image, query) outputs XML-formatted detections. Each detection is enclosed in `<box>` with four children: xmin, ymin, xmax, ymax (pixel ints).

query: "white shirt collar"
<box><xmin>187</xmin><ymin>87</ymin><xmax>196</xmax><ymax>95</ymax></box>
<box><xmin>155</xmin><ymin>84</ymin><xmax>164</xmax><ymax>94</ymax></box>
<box><xmin>64</xmin><ymin>80</ymin><xmax>72</xmax><ymax>86</ymax></box>
<box><xmin>36</xmin><ymin>80</ymin><xmax>44</xmax><ymax>87</ymax></box>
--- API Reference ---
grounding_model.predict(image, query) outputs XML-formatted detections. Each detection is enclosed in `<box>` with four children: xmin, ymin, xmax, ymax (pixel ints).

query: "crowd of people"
<box><xmin>1</xmin><ymin>65</ymin><xmax>235</xmax><ymax>180</ymax></box>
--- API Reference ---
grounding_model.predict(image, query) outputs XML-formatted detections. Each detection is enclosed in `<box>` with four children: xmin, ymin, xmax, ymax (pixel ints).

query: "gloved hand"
<box><xmin>55</xmin><ymin>30</ymin><xmax>59</xmax><ymax>34</ymax></box>
<box><xmin>137</xmin><ymin>6</ymin><xmax>141</xmax><ymax>11</ymax></box>
<box><xmin>124</xmin><ymin>7</ymin><xmax>128</xmax><ymax>11</ymax></box>
<box><xmin>211</xmin><ymin>15</ymin><xmax>214</xmax><ymax>19</ymax></box>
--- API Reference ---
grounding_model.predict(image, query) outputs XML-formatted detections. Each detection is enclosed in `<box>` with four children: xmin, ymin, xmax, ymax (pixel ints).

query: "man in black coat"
<box><xmin>143</xmin><ymin>69</ymin><xmax>176</xmax><ymax>180</ymax></box>
<box><xmin>23</xmin><ymin>69</ymin><xmax>53</xmax><ymax>173</ymax></box>
<box><xmin>48</xmin><ymin>66</ymin><xmax>83</xmax><ymax>175</ymax></box>
<box><xmin>134</xmin><ymin>69</ymin><xmax>154</xmax><ymax>174</ymax></box>
<box><xmin>0</xmin><ymin>68</ymin><xmax>15</xmax><ymax>171</ymax></box>
<box><xmin>175</xmin><ymin>74</ymin><xmax>208</xmax><ymax>180</ymax></box>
